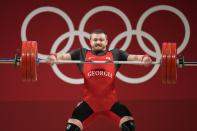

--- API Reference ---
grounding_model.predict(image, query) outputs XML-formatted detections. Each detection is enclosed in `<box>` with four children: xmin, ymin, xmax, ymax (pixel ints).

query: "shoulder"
<box><xmin>110</xmin><ymin>48</ymin><xmax>120</xmax><ymax>53</ymax></box>
<box><xmin>70</xmin><ymin>48</ymin><xmax>88</xmax><ymax>53</ymax></box>
<box><xmin>110</xmin><ymin>48</ymin><xmax>128</xmax><ymax>55</ymax></box>
<box><xmin>81</xmin><ymin>48</ymin><xmax>89</xmax><ymax>51</ymax></box>
<box><xmin>70</xmin><ymin>48</ymin><xmax>88</xmax><ymax>60</ymax></box>
<box><xmin>110</xmin><ymin>48</ymin><xmax>120</xmax><ymax>51</ymax></box>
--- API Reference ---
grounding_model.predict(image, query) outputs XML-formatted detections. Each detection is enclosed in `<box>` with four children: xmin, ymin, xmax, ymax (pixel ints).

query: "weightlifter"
<box><xmin>47</xmin><ymin>29</ymin><xmax>152</xmax><ymax>131</ymax></box>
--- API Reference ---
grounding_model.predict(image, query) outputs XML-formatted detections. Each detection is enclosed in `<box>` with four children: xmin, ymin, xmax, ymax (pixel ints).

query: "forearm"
<box><xmin>56</xmin><ymin>53</ymin><xmax>72</xmax><ymax>60</ymax></box>
<box><xmin>127</xmin><ymin>54</ymin><xmax>144</xmax><ymax>61</ymax></box>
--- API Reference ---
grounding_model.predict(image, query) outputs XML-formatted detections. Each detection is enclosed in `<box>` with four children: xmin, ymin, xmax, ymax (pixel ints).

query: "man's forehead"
<box><xmin>91</xmin><ymin>33</ymin><xmax>106</xmax><ymax>38</ymax></box>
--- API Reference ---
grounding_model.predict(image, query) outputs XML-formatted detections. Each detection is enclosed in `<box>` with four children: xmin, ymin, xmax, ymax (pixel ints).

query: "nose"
<box><xmin>96</xmin><ymin>40</ymin><xmax>101</xmax><ymax>43</ymax></box>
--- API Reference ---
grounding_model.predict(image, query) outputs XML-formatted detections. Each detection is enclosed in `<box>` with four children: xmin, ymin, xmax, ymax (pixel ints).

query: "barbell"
<box><xmin>0</xmin><ymin>41</ymin><xmax>196</xmax><ymax>84</ymax></box>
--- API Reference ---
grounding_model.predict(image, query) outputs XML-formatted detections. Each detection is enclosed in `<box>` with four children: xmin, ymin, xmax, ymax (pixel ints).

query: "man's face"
<box><xmin>90</xmin><ymin>33</ymin><xmax>108</xmax><ymax>51</ymax></box>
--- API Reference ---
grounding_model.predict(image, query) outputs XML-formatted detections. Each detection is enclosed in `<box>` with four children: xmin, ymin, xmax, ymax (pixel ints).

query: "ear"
<box><xmin>90</xmin><ymin>40</ymin><xmax>94</xmax><ymax>47</ymax></box>
<box><xmin>106</xmin><ymin>39</ymin><xmax>108</xmax><ymax>45</ymax></box>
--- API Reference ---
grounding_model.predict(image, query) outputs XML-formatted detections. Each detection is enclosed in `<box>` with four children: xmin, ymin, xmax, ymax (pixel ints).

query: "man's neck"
<box><xmin>92</xmin><ymin>49</ymin><xmax>107</xmax><ymax>55</ymax></box>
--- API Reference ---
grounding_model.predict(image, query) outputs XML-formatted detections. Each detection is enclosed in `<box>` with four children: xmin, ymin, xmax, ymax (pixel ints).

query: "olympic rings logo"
<box><xmin>21</xmin><ymin>5</ymin><xmax>190</xmax><ymax>84</ymax></box>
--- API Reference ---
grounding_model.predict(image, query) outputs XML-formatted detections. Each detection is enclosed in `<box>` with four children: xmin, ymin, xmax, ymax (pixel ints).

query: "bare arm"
<box><xmin>47</xmin><ymin>52</ymin><xmax>71</xmax><ymax>64</ymax></box>
<box><xmin>47</xmin><ymin>48</ymin><xmax>82</xmax><ymax>64</ymax></box>
<box><xmin>127</xmin><ymin>54</ymin><xmax>152</xmax><ymax>66</ymax></box>
<box><xmin>56</xmin><ymin>52</ymin><xmax>72</xmax><ymax>60</ymax></box>
<box><xmin>111</xmin><ymin>49</ymin><xmax>151</xmax><ymax>65</ymax></box>
<box><xmin>127</xmin><ymin>54</ymin><xmax>144</xmax><ymax>61</ymax></box>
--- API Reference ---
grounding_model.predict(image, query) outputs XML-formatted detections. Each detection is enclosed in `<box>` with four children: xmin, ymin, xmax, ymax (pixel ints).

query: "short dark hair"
<box><xmin>90</xmin><ymin>29</ymin><xmax>107</xmax><ymax>39</ymax></box>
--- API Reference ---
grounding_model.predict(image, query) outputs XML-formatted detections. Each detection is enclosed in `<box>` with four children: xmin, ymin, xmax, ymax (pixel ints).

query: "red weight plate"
<box><xmin>170</xmin><ymin>43</ymin><xmax>177</xmax><ymax>84</ymax></box>
<box><xmin>162</xmin><ymin>42</ymin><xmax>167</xmax><ymax>84</ymax></box>
<box><xmin>30</xmin><ymin>41</ymin><xmax>38</xmax><ymax>81</ymax></box>
<box><xmin>166</xmin><ymin>43</ymin><xmax>172</xmax><ymax>84</ymax></box>
<box><xmin>26</xmin><ymin>41</ymin><xmax>31</xmax><ymax>82</ymax></box>
<box><xmin>21</xmin><ymin>42</ymin><xmax>27</xmax><ymax>81</ymax></box>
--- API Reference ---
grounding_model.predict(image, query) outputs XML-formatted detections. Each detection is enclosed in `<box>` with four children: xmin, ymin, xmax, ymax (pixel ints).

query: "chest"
<box><xmin>83</xmin><ymin>51</ymin><xmax>115</xmax><ymax>72</ymax></box>
<box><xmin>85</xmin><ymin>51</ymin><xmax>113</xmax><ymax>61</ymax></box>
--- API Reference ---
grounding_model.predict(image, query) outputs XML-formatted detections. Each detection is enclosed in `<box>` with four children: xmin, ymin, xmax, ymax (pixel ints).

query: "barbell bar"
<box><xmin>0</xmin><ymin>41</ymin><xmax>196</xmax><ymax>84</ymax></box>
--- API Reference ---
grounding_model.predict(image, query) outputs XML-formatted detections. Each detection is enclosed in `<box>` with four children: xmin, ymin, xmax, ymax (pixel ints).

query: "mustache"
<box><xmin>95</xmin><ymin>44</ymin><xmax>102</xmax><ymax>47</ymax></box>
